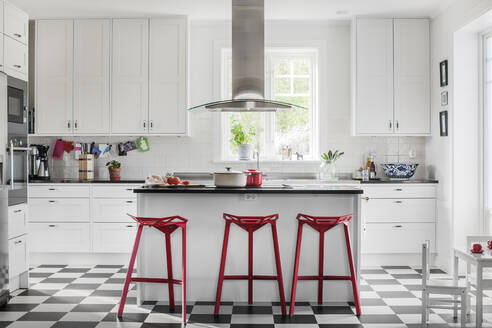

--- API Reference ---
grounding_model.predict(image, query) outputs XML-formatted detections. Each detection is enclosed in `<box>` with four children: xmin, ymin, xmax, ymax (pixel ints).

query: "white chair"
<box><xmin>421</xmin><ymin>241</ymin><xmax>468</xmax><ymax>327</ymax></box>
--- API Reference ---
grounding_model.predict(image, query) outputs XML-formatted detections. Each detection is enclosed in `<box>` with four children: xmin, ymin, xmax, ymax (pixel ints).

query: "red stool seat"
<box><xmin>289</xmin><ymin>213</ymin><xmax>361</xmax><ymax>316</ymax></box>
<box><xmin>215</xmin><ymin>213</ymin><xmax>287</xmax><ymax>315</ymax></box>
<box><xmin>118</xmin><ymin>214</ymin><xmax>187</xmax><ymax>323</ymax></box>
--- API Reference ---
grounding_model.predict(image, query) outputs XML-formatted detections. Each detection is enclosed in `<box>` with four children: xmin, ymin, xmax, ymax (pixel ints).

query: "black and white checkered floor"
<box><xmin>2</xmin><ymin>265</ymin><xmax>492</xmax><ymax>327</ymax></box>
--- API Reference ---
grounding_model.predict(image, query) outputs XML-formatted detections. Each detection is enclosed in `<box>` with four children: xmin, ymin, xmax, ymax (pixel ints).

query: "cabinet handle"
<box><xmin>393</xmin><ymin>225</ymin><xmax>403</xmax><ymax>228</ymax></box>
<box><xmin>74</xmin><ymin>120</ymin><xmax>78</xmax><ymax>130</ymax></box>
<box><xmin>394</xmin><ymin>200</ymin><xmax>403</xmax><ymax>204</ymax></box>
<box><xmin>126</xmin><ymin>201</ymin><xmax>133</xmax><ymax>203</ymax></box>
<box><xmin>13</xmin><ymin>64</ymin><xmax>22</xmax><ymax>68</ymax></box>
<box><xmin>150</xmin><ymin>120</ymin><xmax>154</xmax><ymax>129</ymax></box>
<box><xmin>362</xmin><ymin>197</ymin><xmax>369</xmax><ymax>201</ymax></box>
<box><xmin>126</xmin><ymin>225</ymin><xmax>134</xmax><ymax>228</ymax></box>
<box><xmin>126</xmin><ymin>188</ymin><xmax>133</xmax><ymax>191</ymax></box>
<box><xmin>14</xmin><ymin>240</ymin><xmax>23</xmax><ymax>244</ymax></box>
<box><xmin>396</xmin><ymin>121</ymin><xmax>400</xmax><ymax>130</ymax></box>
<box><xmin>13</xmin><ymin>209</ymin><xmax>22</xmax><ymax>213</ymax></box>
<box><xmin>48</xmin><ymin>224</ymin><xmax>56</xmax><ymax>227</ymax></box>
<box><xmin>389</xmin><ymin>121</ymin><xmax>393</xmax><ymax>130</ymax></box>
<box><xmin>394</xmin><ymin>188</ymin><xmax>403</xmax><ymax>191</ymax></box>
<box><xmin>143</xmin><ymin>121</ymin><xmax>147</xmax><ymax>130</ymax></box>
<box><xmin>48</xmin><ymin>200</ymin><xmax>56</xmax><ymax>203</ymax></box>
<box><xmin>67</xmin><ymin>121</ymin><xmax>71</xmax><ymax>129</ymax></box>
<box><xmin>48</xmin><ymin>188</ymin><xmax>56</xmax><ymax>191</ymax></box>
<box><xmin>13</xmin><ymin>33</ymin><xmax>22</xmax><ymax>38</ymax></box>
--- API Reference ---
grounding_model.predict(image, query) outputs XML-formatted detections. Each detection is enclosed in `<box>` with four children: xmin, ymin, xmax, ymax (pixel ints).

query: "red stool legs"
<box><xmin>343</xmin><ymin>223</ymin><xmax>361</xmax><ymax>316</ymax></box>
<box><xmin>289</xmin><ymin>222</ymin><xmax>303</xmax><ymax>315</ymax></box>
<box><xmin>118</xmin><ymin>224</ymin><xmax>144</xmax><ymax>317</ymax></box>
<box><xmin>248</xmin><ymin>230</ymin><xmax>253</xmax><ymax>304</ymax></box>
<box><xmin>214</xmin><ymin>221</ymin><xmax>231</xmax><ymax>315</ymax></box>
<box><xmin>181</xmin><ymin>224</ymin><xmax>187</xmax><ymax>323</ymax></box>
<box><xmin>318</xmin><ymin>230</ymin><xmax>325</xmax><ymax>305</ymax></box>
<box><xmin>271</xmin><ymin>222</ymin><xmax>287</xmax><ymax>316</ymax></box>
<box><xmin>164</xmin><ymin>233</ymin><xmax>175</xmax><ymax>311</ymax></box>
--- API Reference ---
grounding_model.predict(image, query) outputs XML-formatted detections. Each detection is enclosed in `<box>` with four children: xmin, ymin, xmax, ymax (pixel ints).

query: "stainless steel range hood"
<box><xmin>187</xmin><ymin>0</ymin><xmax>306</xmax><ymax>112</ymax></box>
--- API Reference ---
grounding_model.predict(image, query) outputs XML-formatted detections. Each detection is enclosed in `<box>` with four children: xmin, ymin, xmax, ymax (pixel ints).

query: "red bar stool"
<box><xmin>118</xmin><ymin>214</ymin><xmax>187</xmax><ymax>323</ymax></box>
<box><xmin>289</xmin><ymin>213</ymin><xmax>361</xmax><ymax>316</ymax></box>
<box><xmin>214</xmin><ymin>213</ymin><xmax>287</xmax><ymax>316</ymax></box>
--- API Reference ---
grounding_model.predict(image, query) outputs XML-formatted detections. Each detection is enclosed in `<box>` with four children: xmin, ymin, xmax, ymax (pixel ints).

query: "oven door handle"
<box><xmin>9</xmin><ymin>140</ymin><xmax>31</xmax><ymax>189</ymax></box>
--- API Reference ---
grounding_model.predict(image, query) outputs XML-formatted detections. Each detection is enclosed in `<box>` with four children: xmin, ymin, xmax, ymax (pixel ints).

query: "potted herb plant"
<box><xmin>319</xmin><ymin>150</ymin><xmax>344</xmax><ymax>181</ymax></box>
<box><xmin>106</xmin><ymin>160</ymin><xmax>121</xmax><ymax>181</ymax></box>
<box><xmin>230</xmin><ymin>119</ymin><xmax>256</xmax><ymax>160</ymax></box>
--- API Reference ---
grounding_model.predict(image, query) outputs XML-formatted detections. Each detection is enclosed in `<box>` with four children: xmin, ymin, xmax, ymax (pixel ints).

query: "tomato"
<box><xmin>182</xmin><ymin>180</ymin><xmax>190</xmax><ymax>185</ymax></box>
<box><xmin>167</xmin><ymin>177</ymin><xmax>181</xmax><ymax>185</ymax></box>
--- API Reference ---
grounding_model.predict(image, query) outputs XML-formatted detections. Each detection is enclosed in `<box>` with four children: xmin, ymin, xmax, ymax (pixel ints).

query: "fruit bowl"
<box><xmin>381</xmin><ymin>163</ymin><xmax>418</xmax><ymax>179</ymax></box>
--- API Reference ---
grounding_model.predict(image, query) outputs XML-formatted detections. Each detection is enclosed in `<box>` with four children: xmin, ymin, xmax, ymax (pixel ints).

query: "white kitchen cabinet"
<box><xmin>93</xmin><ymin>223</ymin><xmax>137</xmax><ymax>253</ymax></box>
<box><xmin>111</xmin><ymin>19</ymin><xmax>149</xmax><ymax>134</ymax></box>
<box><xmin>29</xmin><ymin>184</ymin><xmax>90</xmax><ymax>198</ymax></box>
<box><xmin>8</xmin><ymin>203</ymin><xmax>28</xmax><ymax>239</ymax></box>
<box><xmin>0</xmin><ymin>1</ymin><xmax>4</xmax><ymax>35</ymax></box>
<box><xmin>35</xmin><ymin>20</ymin><xmax>74</xmax><ymax>135</ymax></box>
<box><xmin>92</xmin><ymin>185</ymin><xmax>137</xmax><ymax>198</ymax></box>
<box><xmin>354</xmin><ymin>18</ymin><xmax>394</xmax><ymax>135</ymax></box>
<box><xmin>8</xmin><ymin>235</ymin><xmax>28</xmax><ymax>277</ymax></box>
<box><xmin>4</xmin><ymin>1</ymin><xmax>28</xmax><ymax>45</ymax></box>
<box><xmin>73</xmin><ymin>19</ymin><xmax>111</xmax><ymax>134</ymax></box>
<box><xmin>29</xmin><ymin>198</ymin><xmax>90</xmax><ymax>222</ymax></box>
<box><xmin>4</xmin><ymin>35</ymin><xmax>27</xmax><ymax>80</ymax></box>
<box><xmin>0</xmin><ymin>35</ymin><xmax>4</xmax><ymax>73</ymax></box>
<box><xmin>364</xmin><ymin>198</ymin><xmax>436</xmax><ymax>222</ymax></box>
<box><xmin>92</xmin><ymin>198</ymin><xmax>136</xmax><ymax>222</ymax></box>
<box><xmin>393</xmin><ymin>19</ymin><xmax>430</xmax><ymax>135</ymax></box>
<box><xmin>149</xmin><ymin>18</ymin><xmax>188</xmax><ymax>135</ymax></box>
<box><xmin>29</xmin><ymin>222</ymin><xmax>91</xmax><ymax>252</ymax></box>
<box><xmin>353</xmin><ymin>18</ymin><xmax>430</xmax><ymax>136</ymax></box>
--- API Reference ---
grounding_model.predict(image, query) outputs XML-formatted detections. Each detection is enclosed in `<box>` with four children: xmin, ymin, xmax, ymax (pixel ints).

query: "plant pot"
<box><xmin>319</xmin><ymin>161</ymin><xmax>338</xmax><ymax>181</ymax></box>
<box><xmin>108</xmin><ymin>168</ymin><xmax>121</xmax><ymax>181</ymax></box>
<box><xmin>237</xmin><ymin>144</ymin><xmax>251</xmax><ymax>160</ymax></box>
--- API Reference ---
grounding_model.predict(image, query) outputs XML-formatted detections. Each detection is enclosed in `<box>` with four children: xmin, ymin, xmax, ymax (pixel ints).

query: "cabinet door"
<box><xmin>92</xmin><ymin>198</ymin><xmax>136</xmax><ymax>222</ymax></box>
<box><xmin>0</xmin><ymin>1</ymin><xmax>4</xmax><ymax>35</ymax></box>
<box><xmin>73</xmin><ymin>19</ymin><xmax>111</xmax><ymax>134</ymax></box>
<box><xmin>35</xmin><ymin>20</ymin><xmax>74</xmax><ymax>135</ymax></box>
<box><xmin>4</xmin><ymin>1</ymin><xmax>28</xmax><ymax>45</ymax></box>
<box><xmin>8</xmin><ymin>203</ymin><xmax>28</xmax><ymax>239</ymax></box>
<box><xmin>29</xmin><ymin>223</ymin><xmax>90</xmax><ymax>252</ymax></box>
<box><xmin>93</xmin><ymin>223</ymin><xmax>136</xmax><ymax>253</ymax></box>
<box><xmin>8</xmin><ymin>235</ymin><xmax>28</xmax><ymax>277</ymax></box>
<box><xmin>354</xmin><ymin>19</ymin><xmax>394</xmax><ymax>135</ymax></box>
<box><xmin>29</xmin><ymin>198</ymin><xmax>90</xmax><ymax>222</ymax></box>
<box><xmin>111</xmin><ymin>19</ymin><xmax>149</xmax><ymax>134</ymax></box>
<box><xmin>0</xmin><ymin>35</ymin><xmax>4</xmax><ymax>72</ymax></box>
<box><xmin>393</xmin><ymin>19</ymin><xmax>430</xmax><ymax>135</ymax></box>
<box><xmin>4</xmin><ymin>36</ymin><xmax>28</xmax><ymax>81</ymax></box>
<box><xmin>149</xmin><ymin>18</ymin><xmax>187</xmax><ymax>135</ymax></box>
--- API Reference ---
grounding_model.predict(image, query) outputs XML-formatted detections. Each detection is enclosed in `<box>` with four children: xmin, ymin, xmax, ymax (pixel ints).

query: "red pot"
<box><xmin>245</xmin><ymin>169</ymin><xmax>263</xmax><ymax>187</ymax></box>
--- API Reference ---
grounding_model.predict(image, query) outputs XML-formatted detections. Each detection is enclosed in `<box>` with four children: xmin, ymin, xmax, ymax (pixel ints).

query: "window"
<box><xmin>219</xmin><ymin>48</ymin><xmax>318</xmax><ymax>161</ymax></box>
<box><xmin>484</xmin><ymin>34</ymin><xmax>492</xmax><ymax>232</ymax></box>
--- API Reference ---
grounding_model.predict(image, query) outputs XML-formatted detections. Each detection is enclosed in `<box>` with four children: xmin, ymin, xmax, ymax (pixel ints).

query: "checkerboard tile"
<box><xmin>0</xmin><ymin>265</ymin><xmax>491</xmax><ymax>327</ymax></box>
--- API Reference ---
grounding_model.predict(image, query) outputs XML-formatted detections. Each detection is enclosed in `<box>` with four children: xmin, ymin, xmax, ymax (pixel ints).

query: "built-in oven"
<box><xmin>6</xmin><ymin>76</ymin><xmax>28</xmax><ymax>206</ymax></box>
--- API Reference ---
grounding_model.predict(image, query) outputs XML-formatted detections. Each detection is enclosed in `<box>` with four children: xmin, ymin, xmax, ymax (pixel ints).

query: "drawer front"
<box><xmin>29</xmin><ymin>198</ymin><xmax>90</xmax><ymax>222</ymax></box>
<box><xmin>8</xmin><ymin>203</ymin><xmax>28</xmax><ymax>239</ymax></box>
<box><xmin>29</xmin><ymin>185</ymin><xmax>90</xmax><ymax>198</ymax></box>
<box><xmin>8</xmin><ymin>235</ymin><xmax>27</xmax><ymax>277</ymax></box>
<box><xmin>92</xmin><ymin>185</ymin><xmax>139</xmax><ymax>198</ymax></box>
<box><xmin>363</xmin><ymin>185</ymin><xmax>436</xmax><ymax>199</ymax></box>
<box><xmin>363</xmin><ymin>222</ymin><xmax>435</xmax><ymax>254</ymax></box>
<box><xmin>93</xmin><ymin>223</ymin><xmax>137</xmax><ymax>253</ymax></box>
<box><xmin>364</xmin><ymin>198</ymin><xmax>436</xmax><ymax>222</ymax></box>
<box><xmin>92</xmin><ymin>198</ymin><xmax>136</xmax><ymax>222</ymax></box>
<box><xmin>29</xmin><ymin>223</ymin><xmax>90</xmax><ymax>252</ymax></box>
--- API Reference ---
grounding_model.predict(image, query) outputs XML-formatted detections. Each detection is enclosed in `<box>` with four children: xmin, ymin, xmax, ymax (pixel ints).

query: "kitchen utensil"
<box><xmin>381</xmin><ymin>163</ymin><xmax>418</xmax><ymax>179</ymax></box>
<box><xmin>78</xmin><ymin>154</ymin><xmax>94</xmax><ymax>181</ymax></box>
<box><xmin>214</xmin><ymin>167</ymin><xmax>246</xmax><ymax>187</ymax></box>
<box><xmin>472</xmin><ymin>243</ymin><xmax>483</xmax><ymax>254</ymax></box>
<box><xmin>245</xmin><ymin>169</ymin><xmax>263</xmax><ymax>187</ymax></box>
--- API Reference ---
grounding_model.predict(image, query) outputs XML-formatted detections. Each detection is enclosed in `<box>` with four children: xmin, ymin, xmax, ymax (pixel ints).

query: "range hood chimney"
<box><xmin>187</xmin><ymin>0</ymin><xmax>306</xmax><ymax>112</ymax></box>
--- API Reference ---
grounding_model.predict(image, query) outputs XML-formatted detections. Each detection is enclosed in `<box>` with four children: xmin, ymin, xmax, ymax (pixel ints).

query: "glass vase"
<box><xmin>319</xmin><ymin>160</ymin><xmax>338</xmax><ymax>181</ymax></box>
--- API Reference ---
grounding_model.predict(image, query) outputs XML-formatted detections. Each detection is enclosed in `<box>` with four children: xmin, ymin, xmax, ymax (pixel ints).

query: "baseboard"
<box><xmin>30</xmin><ymin>253</ymin><xmax>130</xmax><ymax>267</ymax></box>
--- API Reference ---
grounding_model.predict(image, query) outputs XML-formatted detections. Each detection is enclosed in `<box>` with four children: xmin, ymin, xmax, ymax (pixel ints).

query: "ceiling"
<box><xmin>10</xmin><ymin>0</ymin><xmax>455</xmax><ymax>20</ymax></box>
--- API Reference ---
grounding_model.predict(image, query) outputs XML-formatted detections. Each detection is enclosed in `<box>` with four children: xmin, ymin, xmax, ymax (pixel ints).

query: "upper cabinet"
<box><xmin>34</xmin><ymin>17</ymin><xmax>188</xmax><ymax>136</ymax></box>
<box><xmin>35</xmin><ymin>20</ymin><xmax>73</xmax><ymax>135</ymax></box>
<box><xmin>4</xmin><ymin>1</ymin><xmax>28</xmax><ymax>44</ymax></box>
<box><xmin>111</xmin><ymin>19</ymin><xmax>149</xmax><ymax>135</ymax></box>
<box><xmin>73</xmin><ymin>19</ymin><xmax>111</xmax><ymax>135</ymax></box>
<box><xmin>353</xmin><ymin>18</ymin><xmax>430</xmax><ymax>136</ymax></box>
<box><xmin>148</xmin><ymin>18</ymin><xmax>187</xmax><ymax>135</ymax></box>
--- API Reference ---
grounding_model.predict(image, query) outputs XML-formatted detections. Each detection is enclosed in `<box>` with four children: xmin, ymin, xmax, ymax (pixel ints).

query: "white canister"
<box><xmin>237</xmin><ymin>144</ymin><xmax>251</xmax><ymax>160</ymax></box>
<box><xmin>213</xmin><ymin>167</ymin><xmax>247</xmax><ymax>187</ymax></box>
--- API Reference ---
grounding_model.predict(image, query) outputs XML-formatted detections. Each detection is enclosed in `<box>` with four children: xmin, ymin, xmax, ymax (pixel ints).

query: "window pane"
<box><xmin>275</xmin><ymin>78</ymin><xmax>291</xmax><ymax>94</ymax></box>
<box><xmin>293</xmin><ymin>59</ymin><xmax>310</xmax><ymax>75</ymax></box>
<box><xmin>227</xmin><ymin>112</ymin><xmax>264</xmax><ymax>156</ymax></box>
<box><xmin>274</xmin><ymin>96</ymin><xmax>311</xmax><ymax>156</ymax></box>
<box><xmin>293</xmin><ymin>78</ymin><xmax>309</xmax><ymax>93</ymax></box>
<box><xmin>274</xmin><ymin>58</ymin><xmax>290</xmax><ymax>75</ymax></box>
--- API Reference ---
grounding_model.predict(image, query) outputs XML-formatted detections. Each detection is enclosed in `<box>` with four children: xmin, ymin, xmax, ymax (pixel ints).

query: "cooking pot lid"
<box><xmin>214</xmin><ymin>167</ymin><xmax>243</xmax><ymax>174</ymax></box>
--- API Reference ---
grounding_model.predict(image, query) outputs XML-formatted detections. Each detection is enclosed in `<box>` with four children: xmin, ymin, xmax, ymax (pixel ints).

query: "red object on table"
<box><xmin>214</xmin><ymin>213</ymin><xmax>287</xmax><ymax>316</ymax></box>
<box><xmin>245</xmin><ymin>169</ymin><xmax>263</xmax><ymax>187</ymax></box>
<box><xmin>289</xmin><ymin>213</ymin><xmax>361</xmax><ymax>316</ymax></box>
<box><xmin>118</xmin><ymin>214</ymin><xmax>188</xmax><ymax>323</ymax></box>
<box><xmin>52</xmin><ymin>139</ymin><xmax>64</xmax><ymax>159</ymax></box>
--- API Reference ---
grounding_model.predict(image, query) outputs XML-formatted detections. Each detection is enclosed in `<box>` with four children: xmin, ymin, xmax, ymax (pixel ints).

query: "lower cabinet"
<box><xmin>8</xmin><ymin>234</ymin><xmax>28</xmax><ymax>277</ymax></box>
<box><xmin>93</xmin><ymin>223</ymin><xmax>137</xmax><ymax>253</ymax></box>
<box><xmin>29</xmin><ymin>222</ymin><xmax>91</xmax><ymax>252</ymax></box>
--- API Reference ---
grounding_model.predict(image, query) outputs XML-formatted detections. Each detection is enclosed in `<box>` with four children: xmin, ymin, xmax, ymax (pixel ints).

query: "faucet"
<box><xmin>255</xmin><ymin>149</ymin><xmax>260</xmax><ymax>171</ymax></box>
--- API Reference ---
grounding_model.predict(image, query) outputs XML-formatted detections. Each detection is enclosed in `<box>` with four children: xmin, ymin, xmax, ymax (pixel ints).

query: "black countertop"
<box><xmin>134</xmin><ymin>186</ymin><xmax>364</xmax><ymax>194</ymax></box>
<box><xmin>29</xmin><ymin>179</ymin><xmax>144</xmax><ymax>184</ymax></box>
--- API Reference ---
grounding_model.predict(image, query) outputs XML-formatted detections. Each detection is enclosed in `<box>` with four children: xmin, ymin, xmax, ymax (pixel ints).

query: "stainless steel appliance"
<box><xmin>6</xmin><ymin>76</ymin><xmax>29</xmax><ymax>206</ymax></box>
<box><xmin>0</xmin><ymin>156</ymin><xmax>8</xmax><ymax>307</ymax></box>
<box><xmin>29</xmin><ymin>144</ymin><xmax>49</xmax><ymax>180</ymax></box>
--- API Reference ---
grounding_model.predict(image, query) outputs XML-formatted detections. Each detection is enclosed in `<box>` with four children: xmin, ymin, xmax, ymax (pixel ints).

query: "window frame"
<box><xmin>215</xmin><ymin>46</ymin><xmax>319</xmax><ymax>162</ymax></box>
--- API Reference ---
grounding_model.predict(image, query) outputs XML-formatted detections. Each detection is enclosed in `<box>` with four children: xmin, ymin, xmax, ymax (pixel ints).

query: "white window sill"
<box><xmin>213</xmin><ymin>160</ymin><xmax>321</xmax><ymax>165</ymax></box>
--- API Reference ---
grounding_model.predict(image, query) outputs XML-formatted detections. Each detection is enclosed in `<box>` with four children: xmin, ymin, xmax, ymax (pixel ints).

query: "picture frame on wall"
<box><xmin>440</xmin><ymin>111</ymin><xmax>448</xmax><ymax>137</ymax></box>
<box><xmin>440</xmin><ymin>60</ymin><xmax>448</xmax><ymax>87</ymax></box>
<box><xmin>441</xmin><ymin>90</ymin><xmax>448</xmax><ymax>106</ymax></box>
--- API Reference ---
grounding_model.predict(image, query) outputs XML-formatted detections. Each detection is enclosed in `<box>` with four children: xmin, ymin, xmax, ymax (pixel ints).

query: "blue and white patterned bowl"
<box><xmin>381</xmin><ymin>163</ymin><xmax>419</xmax><ymax>179</ymax></box>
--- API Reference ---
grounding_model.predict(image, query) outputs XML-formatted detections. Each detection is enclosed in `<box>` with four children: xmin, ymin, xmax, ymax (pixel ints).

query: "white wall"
<box><xmin>30</xmin><ymin>20</ymin><xmax>426</xmax><ymax>180</ymax></box>
<box><xmin>427</xmin><ymin>0</ymin><xmax>492</xmax><ymax>272</ymax></box>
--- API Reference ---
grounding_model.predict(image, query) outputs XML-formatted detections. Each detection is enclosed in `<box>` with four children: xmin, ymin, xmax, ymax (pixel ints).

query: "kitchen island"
<box><xmin>134</xmin><ymin>186</ymin><xmax>363</xmax><ymax>303</ymax></box>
